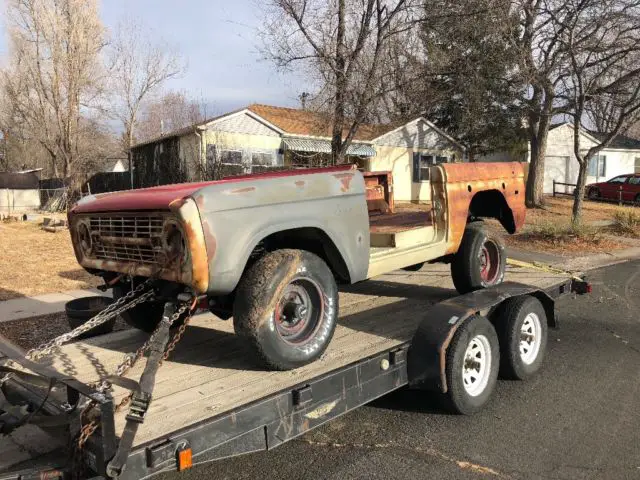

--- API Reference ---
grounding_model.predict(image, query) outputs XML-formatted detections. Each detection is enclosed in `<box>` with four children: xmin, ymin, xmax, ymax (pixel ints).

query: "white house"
<box><xmin>480</xmin><ymin>123</ymin><xmax>640</xmax><ymax>194</ymax></box>
<box><xmin>131</xmin><ymin>104</ymin><xmax>465</xmax><ymax>202</ymax></box>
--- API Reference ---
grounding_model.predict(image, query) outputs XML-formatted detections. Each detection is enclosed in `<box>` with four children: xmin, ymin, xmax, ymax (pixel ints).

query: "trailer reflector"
<box><xmin>177</xmin><ymin>446</ymin><xmax>193</xmax><ymax>471</ymax></box>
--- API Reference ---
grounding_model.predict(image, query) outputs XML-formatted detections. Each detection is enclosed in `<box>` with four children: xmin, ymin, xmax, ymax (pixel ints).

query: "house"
<box><xmin>130</xmin><ymin>104</ymin><xmax>465</xmax><ymax>202</ymax></box>
<box><xmin>479</xmin><ymin>122</ymin><xmax>640</xmax><ymax>194</ymax></box>
<box><xmin>102</xmin><ymin>158</ymin><xmax>127</xmax><ymax>173</ymax></box>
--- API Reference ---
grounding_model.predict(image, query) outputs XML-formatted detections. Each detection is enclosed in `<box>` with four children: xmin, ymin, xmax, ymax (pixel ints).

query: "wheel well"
<box><xmin>249</xmin><ymin>227</ymin><xmax>351</xmax><ymax>283</ymax></box>
<box><xmin>468</xmin><ymin>189</ymin><xmax>516</xmax><ymax>234</ymax></box>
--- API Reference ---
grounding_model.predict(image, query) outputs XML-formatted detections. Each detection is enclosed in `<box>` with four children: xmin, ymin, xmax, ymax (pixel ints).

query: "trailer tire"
<box><xmin>494</xmin><ymin>296</ymin><xmax>548</xmax><ymax>380</ymax></box>
<box><xmin>442</xmin><ymin>315</ymin><xmax>499</xmax><ymax>415</ymax></box>
<box><xmin>233</xmin><ymin>249</ymin><xmax>338</xmax><ymax>371</ymax></box>
<box><xmin>451</xmin><ymin>223</ymin><xmax>506</xmax><ymax>294</ymax></box>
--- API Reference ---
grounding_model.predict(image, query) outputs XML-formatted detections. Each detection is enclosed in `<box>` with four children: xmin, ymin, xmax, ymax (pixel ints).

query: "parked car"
<box><xmin>586</xmin><ymin>174</ymin><xmax>640</xmax><ymax>203</ymax></box>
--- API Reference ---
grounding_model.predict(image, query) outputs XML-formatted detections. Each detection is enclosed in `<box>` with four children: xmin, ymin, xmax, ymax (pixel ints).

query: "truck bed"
<box><xmin>37</xmin><ymin>263</ymin><xmax>568</xmax><ymax>451</ymax></box>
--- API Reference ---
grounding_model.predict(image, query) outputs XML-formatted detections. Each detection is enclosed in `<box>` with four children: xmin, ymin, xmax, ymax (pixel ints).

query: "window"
<box><xmin>251</xmin><ymin>152</ymin><xmax>274</xmax><ymax>166</ymax></box>
<box><xmin>588</xmin><ymin>155</ymin><xmax>606</xmax><ymax>177</ymax></box>
<box><xmin>628</xmin><ymin>176</ymin><xmax>640</xmax><ymax>185</ymax></box>
<box><xmin>220</xmin><ymin>150</ymin><xmax>243</xmax><ymax>165</ymax></box>
<box><xmin>635</xmin><ymin>157</ymin><xmax>640</xmax><ymax>174</ymax></box>
<box><xmin>412</xmin><ymin>153</ymin><xmax>449</xmax><ymax>182</ymax></box>
<box><xmin>608</xmin><ymin>176</ymin><xmax>628</xmax><ymax>184</ymax></box>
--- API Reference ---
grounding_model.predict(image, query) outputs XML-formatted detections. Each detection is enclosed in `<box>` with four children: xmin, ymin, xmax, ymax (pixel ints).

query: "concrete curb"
<box><xmin>0</xmin><ymin>289</ymin><xmax>110</xmax><ymax>323</ymax></box>
<box><xmin>560</xmin><ymin>246</ymin><xmax>640</xmax><ymax>273</ymax></box>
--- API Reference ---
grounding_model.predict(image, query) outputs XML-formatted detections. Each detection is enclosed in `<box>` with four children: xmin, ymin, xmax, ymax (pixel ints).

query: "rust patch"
<box><xmin>229</xmin><ymin>186</ymin><xmax>256</xmax><ymax>194</ymax></box>
<box><xmin>295</xmin><ymin>180</ymin><xmax>306</xmax><ymax>188</ymax></box>
<box><xmin>170</xmin><ymin>198</ymin><xmax>210</xmax><ymax>294</ymax></box>
<box><xmin>442</xmin><ymin>162</ymin><xmax>526</xmax><ymax>255</ymax></box>
<box><xmin>333</xmin><ymin>172</ymin><xmax>354</xmax><ymax>192</ymax></box>
<box><xmin>195</xmin><ymin>194</ymin><xmax>206</xmax><ymax>210</ymax></box>
<box><xmin>201</xmin><ymin>218</ymin><xmax>217</xmax><ymax>263</ymax></box>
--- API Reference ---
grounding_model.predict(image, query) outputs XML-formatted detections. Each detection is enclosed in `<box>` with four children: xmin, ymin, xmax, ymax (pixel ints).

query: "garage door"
<box><xmin>544</xmin><ymin>156</ymin><xmax>570</xmax><ymax>194</ymax></box>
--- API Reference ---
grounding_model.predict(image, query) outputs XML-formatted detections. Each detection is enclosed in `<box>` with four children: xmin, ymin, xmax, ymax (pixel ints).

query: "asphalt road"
<box><xmin>159</xmin><ymin>260</ymin><xmax>640</xmax><ymax>480</ymax></box>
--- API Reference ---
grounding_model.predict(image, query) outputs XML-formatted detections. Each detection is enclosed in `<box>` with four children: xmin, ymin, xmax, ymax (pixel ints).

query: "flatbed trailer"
<box><xmin>0</xmin><ymin>264</ymin><xmax>589</xmax><ymax>480</ymax></box>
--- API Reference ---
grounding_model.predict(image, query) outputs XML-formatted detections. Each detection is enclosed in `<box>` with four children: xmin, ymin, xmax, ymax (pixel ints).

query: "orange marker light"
<box><xmin>177</xmin><ymin>447</ymin><xmax>193</xmax><ymax>471</ymax></box>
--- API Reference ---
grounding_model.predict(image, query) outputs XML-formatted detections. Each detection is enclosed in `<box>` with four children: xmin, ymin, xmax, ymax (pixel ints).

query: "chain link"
<box><xmin>76</xmin><ymin>300</ymin><xmax>194</xmax><ymax>461</ymax></box>
<box><xmin>0</xmin><ymin>279</ymin><xmax>155</xmax><ymax>387</ymax></box>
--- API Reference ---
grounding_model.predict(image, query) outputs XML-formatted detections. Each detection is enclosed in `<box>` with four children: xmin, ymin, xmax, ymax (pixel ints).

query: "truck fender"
<box><xmin>407</xmin><ymin>281</ymin><xmax>557</xmax><ymax>393</ymax></box>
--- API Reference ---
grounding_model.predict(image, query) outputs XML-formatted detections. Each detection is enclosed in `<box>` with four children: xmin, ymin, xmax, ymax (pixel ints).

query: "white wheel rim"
<box><xmin>462</xmin><ymin>334</ymin><xmax>492</xmax><ymax>397</ymax></box>
<box><xmin>519</xmin><ymin>313</ymin><xmax>542</xmax><ymax>365</ymax></box>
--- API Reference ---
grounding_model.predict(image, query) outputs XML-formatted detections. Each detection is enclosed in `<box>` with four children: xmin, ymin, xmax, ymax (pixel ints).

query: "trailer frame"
<box><xmin>0</xmin><ymin>277</ymin><xmax>589</xmax><ymax>480</ymax></box>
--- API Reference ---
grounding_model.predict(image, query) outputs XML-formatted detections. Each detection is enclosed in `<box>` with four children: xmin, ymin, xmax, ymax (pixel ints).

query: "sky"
<box><xmin>0</xmin><ymin>0</ymin><xmax>303</xmax><ymax>116</ymax></box>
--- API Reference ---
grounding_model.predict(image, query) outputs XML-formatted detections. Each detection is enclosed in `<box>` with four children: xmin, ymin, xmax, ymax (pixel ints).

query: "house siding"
<box><xmin>370</xmin><ymin>120</ymin><xmax>465</xmax><ymax>202</ymax></box>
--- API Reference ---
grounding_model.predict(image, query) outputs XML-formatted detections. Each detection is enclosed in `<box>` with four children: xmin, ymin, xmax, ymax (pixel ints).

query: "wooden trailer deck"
<box><xmin>31</xmin><ymin>263</ymin><xmax>570</xmax><ymax>450</ymax></box>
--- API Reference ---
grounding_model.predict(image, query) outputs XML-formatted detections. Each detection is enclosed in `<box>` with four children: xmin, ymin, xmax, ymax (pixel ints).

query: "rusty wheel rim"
<box><xmin>479</xmin><ymin>240</ymin><xmax>500</xmax><ymax>285</ymax></box>
<box><xmin>274</xmin><ymin>277</ymin><xmax>323</xmax><ymax>344</ymax></box>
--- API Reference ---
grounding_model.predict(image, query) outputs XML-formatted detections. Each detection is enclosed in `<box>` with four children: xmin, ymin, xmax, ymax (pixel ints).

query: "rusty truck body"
<box><xmin>68</xmin><ymin>162</ymin><xmax>525</xmax><ymax>370</ymax></box>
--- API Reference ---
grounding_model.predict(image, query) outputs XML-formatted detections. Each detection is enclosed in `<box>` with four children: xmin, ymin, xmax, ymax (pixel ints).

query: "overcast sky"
<box><xmin>0</xmin><ymin>0</ymin><xmax>302</xmax><ymax>115</ymax></box>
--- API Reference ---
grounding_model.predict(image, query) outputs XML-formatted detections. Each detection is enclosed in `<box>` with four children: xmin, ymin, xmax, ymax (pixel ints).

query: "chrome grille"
<box><xmin>87</xmin><ymin>215</ymin><xmax>168</xmax><ymax>265</ymax></box>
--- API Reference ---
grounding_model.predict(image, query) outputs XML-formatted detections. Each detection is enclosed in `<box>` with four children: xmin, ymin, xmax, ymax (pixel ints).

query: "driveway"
<box><xmin>159</xmin><ymin>260</ymin><xmax>640</xmax><ymax>480</ymax></box>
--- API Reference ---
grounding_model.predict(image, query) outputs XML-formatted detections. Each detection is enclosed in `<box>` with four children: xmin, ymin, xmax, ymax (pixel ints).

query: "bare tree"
<box><xmin>1</xmin><ymin>0</ymin><xmax>105</xmax><ymax>177</ymax></box>
<box><xmin>561</xmin><ymin>0</ymin><xmax>640</xmax><ymax>224</ymax></box>
<box><xmin>136</xmin><ymin>90</ymin><xmax>205</xmax><ymax>143</ymax></box>
<box><xmin>262</xmin><ymin>0</ymin><xmax>419</xmax><ymax>164</ymax></box>
<box><xmin>107</xmin><ymin>20</ymin><xmax>184</xmax><ymax>183</ymax></box>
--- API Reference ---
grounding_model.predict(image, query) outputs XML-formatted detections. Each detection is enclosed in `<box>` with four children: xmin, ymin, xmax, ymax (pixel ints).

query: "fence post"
<box><xmin>553</xmin><ymin>180</ymin><xmax>556</xmax><ymax>197</ymax></box>
<box><xmin>619</xmin><ymin>187</ymin><xmax>623</xmax><ymax>206</ymax></box>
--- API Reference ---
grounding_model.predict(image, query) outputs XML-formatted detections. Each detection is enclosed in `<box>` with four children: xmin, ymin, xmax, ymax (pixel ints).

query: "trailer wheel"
<box><xmin>442</xmin><ymin>315</ymin><xmax>499</xmax><ymax>415</ymax></box>
<box><xmin>233</xmin><ymin>249</ymin><xmax>338</xmax><ymax>371</ymax></box>
<box><xmin>494</xmin><ymin>296</ymin><xmax>548</xmax><ymax>380</ymax></box>
<box><xmin>451</xmin><ymin>223</ymin><xmax>506</xmax><ymax>294</ymax></box>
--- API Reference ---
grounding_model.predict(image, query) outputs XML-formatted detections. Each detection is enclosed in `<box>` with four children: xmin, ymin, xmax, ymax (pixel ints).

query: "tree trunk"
<box><xmin>331</xmin><ymin>0</ymin><xmax>347</xmax><ymax>165</ymax></box>
<box><xmin>572</xmin><ymin>159</ymin><xmax>588</xmax><ymax>226</ymax></box>
<box><xmin>525</xmin><ymin>87</ymin><xmax>554</xmax><ymax>208</ymax></box>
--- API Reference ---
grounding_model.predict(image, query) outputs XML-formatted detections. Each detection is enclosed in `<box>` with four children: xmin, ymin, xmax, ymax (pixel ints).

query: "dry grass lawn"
<box><xmin>507</xmin><ymin>196</ymin><xmax>638</xmax><ymax>255</ymax></box>
<box><xmin>524</xmin><ymin>195</ymin><xmax>631</xmax><ymax>227</ymax></box>
<box><xmin>0</xmin><ymin>221</ymin><xmax>100</xmax><ymax>301</ymax></box>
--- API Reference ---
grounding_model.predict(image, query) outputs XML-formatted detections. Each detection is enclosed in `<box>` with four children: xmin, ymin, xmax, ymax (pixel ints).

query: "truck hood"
<box><xmin>69</xmin><ymin>165</ymin><xmax>357</xmax><ymax>214</ymax></box>
<box><xmin>70</xmin><ymin>181</ymin><xmax>217</xmax><ymax>213</ymax></box>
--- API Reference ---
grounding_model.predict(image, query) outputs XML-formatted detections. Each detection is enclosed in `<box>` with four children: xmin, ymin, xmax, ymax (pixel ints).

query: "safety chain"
<box><xmin>0</xmin><ymin>279</ymin><xmax>155</xmax><ymax>387</ymax></box>
<box><xmin>77</xmin><ymin>301</ymin><xmax>194</xmax><ymax>453</ymax></box>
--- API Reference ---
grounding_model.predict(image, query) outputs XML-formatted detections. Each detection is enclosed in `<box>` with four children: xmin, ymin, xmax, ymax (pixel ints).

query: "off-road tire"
<box><xmin>441</xmin><ymin>315</ymin><xmax>500</xmax><ymax>415</ymax></box>
<box><xmin>233</xmin><ymin>249</ymin><xmax>339</xmax><ymax>371</ymax></box>
<box><xmin>451</xmin><ymin>223</ymin><xmax>506</xmax><ymax>294</ymax></box>
<box><xmin>494</xmin><ymin>296</ymin><xmax>548</xmax><ymax>380</ymax></box>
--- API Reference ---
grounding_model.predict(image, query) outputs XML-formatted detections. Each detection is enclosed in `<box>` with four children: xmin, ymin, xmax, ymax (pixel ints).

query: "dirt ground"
<box><xmin>0</xmin><ymin>221</ymin><xmax>100</xmax><ymax>301</ymax></box>
<box><xmin>523</xmin><ymin>195</ymin><xmax>634</xmax><ymax>227</ymax></box>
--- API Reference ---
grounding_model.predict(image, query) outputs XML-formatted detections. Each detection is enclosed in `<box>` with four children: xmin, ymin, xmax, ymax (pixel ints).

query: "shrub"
<box><xmin>612</xmin><ymin>208</ymin><xmax>640</xmax><ymax>237</ymax></box>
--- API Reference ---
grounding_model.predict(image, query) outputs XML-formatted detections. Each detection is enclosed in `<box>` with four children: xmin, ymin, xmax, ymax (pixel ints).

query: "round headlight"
<box><xmin>162</xmin><ymin>221</ymin><xmax>186</xmax><ymax>263</ymax></box>
<box><xmin>77</xmin><ymin>221</ymin><xmax>93</xmax><ymax>257</ymax></box>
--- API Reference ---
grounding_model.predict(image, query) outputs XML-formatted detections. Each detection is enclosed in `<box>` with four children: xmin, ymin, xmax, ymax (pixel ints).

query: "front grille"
<box><xmin>87</xmin><ymin>214</ymin><xmax>168</xmax><ymax>265</ymax></box>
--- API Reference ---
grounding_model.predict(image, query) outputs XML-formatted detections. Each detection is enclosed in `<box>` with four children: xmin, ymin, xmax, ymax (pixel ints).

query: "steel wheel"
<box><xmin>274</xmin><ymin>278</ymin><xmax>323</xmax><ymax>344</ymax></box>
<box><xmin>479</xmin><ymin>239</ymin><xmax>501</xmax><ymax>285</ymax></box>
<box><xmin>519</xmin><ymin>312</ymin><xmax>542</xmax><ymax>365</ymax></box>
<box><xmin>462</xmin><ymin>334</ymin><xmax>492</xmax><ymax>397</ymax></box>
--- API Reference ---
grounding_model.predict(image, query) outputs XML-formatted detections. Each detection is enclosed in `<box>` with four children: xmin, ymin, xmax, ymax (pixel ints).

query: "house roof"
<box><xmin>550</xmin><ymin>122</ymin><xmax>640</xmax><ymax>150</ymax></box>
<box><xmin>246</xmin><ymin>104</ymin><xmax>398</xmax><ymax>141</ymax></box>
<box><xmin>131</xmin><ymin>103</ymin><xmax>456</xmax><ymax>149</ymax></box>
<box><xmin>589</xmin><ymin>132</ymin><xmax>640</xmax><ymax>150</ymax></box>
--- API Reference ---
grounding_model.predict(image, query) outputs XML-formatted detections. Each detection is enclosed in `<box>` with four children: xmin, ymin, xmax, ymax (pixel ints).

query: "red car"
<box><xmin>587</xmin><ymin>174</ymin><xmax>640</xmax><ymax>203</ymax></box>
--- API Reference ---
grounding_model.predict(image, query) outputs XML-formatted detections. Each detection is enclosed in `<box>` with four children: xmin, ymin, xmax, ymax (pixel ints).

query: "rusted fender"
<box><xmin>442</xmin><ymin>162</ymin><xmax>526</xmax><ymax>255</ymax></box>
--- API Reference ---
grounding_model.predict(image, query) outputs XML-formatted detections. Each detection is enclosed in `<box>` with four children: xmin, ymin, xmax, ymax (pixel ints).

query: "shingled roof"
<box><xmin>247</xmin><ymin>104</ymin><xmax>398</xmax><ymax>141</ymax></box>
<box><xmin>589</xmin><ymin>132</ymin><xmax>640</xmax><ymax>150</ymax></box>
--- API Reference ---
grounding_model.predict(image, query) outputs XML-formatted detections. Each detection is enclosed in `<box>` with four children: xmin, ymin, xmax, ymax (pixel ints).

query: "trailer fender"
<box><xmin>407</xmin><ymin>281</ymin><xmax>561</xmax><ymax>393</ymax></box>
